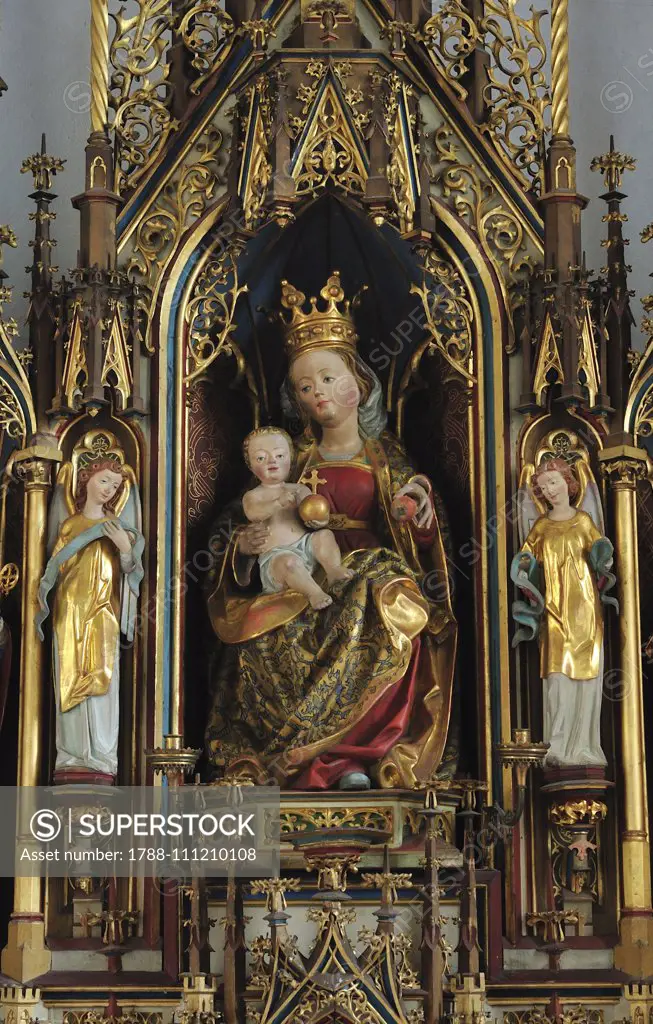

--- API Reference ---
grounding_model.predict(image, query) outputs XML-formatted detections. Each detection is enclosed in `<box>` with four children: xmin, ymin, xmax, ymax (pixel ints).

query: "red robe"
<box><xmin>292</xmin><ymin>462</ymin><xmax>435</xmax><ymax>789</ymax></box>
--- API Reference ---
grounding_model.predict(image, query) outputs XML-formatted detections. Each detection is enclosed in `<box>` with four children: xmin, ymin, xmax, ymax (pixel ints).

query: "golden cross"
<box><xmin>299</xmin><ymin>467</ymin><xmax>327</xmax><ymax>494</ymax></box>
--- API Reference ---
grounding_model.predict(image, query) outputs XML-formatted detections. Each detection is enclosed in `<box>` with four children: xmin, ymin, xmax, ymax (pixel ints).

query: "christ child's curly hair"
<box><xmin>243</xmin><ymin>426</ymin><xmax>294</xmax><ymax>471</ymax></box>
<box><xmin>531</xmin><ymin>456</ymin><xmax>580</xmax><ymax>504</ymax></box>
<box><xmin>74</xmin><ymin>459</ymin><xmax>128</xmax><ymax>514</ymax></box>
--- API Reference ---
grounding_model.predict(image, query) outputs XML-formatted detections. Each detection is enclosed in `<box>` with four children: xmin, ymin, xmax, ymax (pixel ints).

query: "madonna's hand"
<box><xmin>239</xmin><ymin>522</ymin><xmax>270</xmax><ymax>556</ymax></box>
<box><xmin>395</xmin><ymin>481</ymin><xmax>434</xmax><ymax>529</ymax></box>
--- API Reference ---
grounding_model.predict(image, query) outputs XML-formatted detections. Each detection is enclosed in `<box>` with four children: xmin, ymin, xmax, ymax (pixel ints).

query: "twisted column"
<box><xmin>550</xmin><ymin>0</ymin><xmax>570</xmax><ymax>136</ymax></box>
<box><xmin>90</xmin><ymin>0</ymin><xmax>110</xmax><ymax>133</ymax></box>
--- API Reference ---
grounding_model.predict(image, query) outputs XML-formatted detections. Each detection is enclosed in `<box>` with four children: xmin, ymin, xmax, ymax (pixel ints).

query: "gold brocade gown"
<box><xmin>520</xmin><ymin>510</ymin><xmax>603</xmax><ymax>681</ymax></box>
<box><xmin>52</xmin><ymin>514</ymin><xmax>122</xmax><ymax>713</ymax></box>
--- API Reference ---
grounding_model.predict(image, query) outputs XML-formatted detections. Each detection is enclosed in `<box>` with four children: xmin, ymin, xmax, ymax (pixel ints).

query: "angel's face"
<box><xmin>87</xmin><ymin>469</ymin><xmax>124</xmax><ymax>508</ymax></box>
<box><xmin>537</xmin><ymin>469</ymin><xmax>569</xmax><ymax>508</ymax></box>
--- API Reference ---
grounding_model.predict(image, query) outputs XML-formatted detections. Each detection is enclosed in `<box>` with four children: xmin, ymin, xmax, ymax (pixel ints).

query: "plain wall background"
<box><xmin>1</xmin><ymin>0</ymin><xmax>652</xmax><ymax>344</ymax></box>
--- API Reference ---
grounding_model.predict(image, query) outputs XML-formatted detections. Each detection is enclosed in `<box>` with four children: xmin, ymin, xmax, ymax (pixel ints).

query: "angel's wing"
<box><xmin>516</xmin><ymin>463</ymin><xmax>545</xmax><ymax>547</ymax></box>
<box><xmin>118</xmin><ymin>466</ymin><xmax>141</xmax><ymax>532</ymax></box>
<box><xmin>576</xmin><ymin>459</ymin><xmax>605</xmax><ymax>533</ymax></box>
<box><xmin>118</xmin><ymin>467</ymin><xmax>143</xmax><ymax>641</ymax></box>
<box><xmin>46</xmin><ymin>463</ymin><xmax>75</xmax><ymax>556</ymax></box>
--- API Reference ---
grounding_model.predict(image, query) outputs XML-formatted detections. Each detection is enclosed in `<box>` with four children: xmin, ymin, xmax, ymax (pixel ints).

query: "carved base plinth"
<box><xmin>541</xmin><ymin>766</ymin><xmax>608</xmax><ymax>788</ymax></box>
<box><xmin>1</xmin><ymin>917</ymin><xmax>51</xmax><ymax>982</ymax></box>
<box><xmin>615</xmin><ymin>914</ymin><xmax>653</xmax><ymax>977</ymax></box>
<box><xmin>53</xmin><ymin>767</ymin><xmax>115</xmax><ymax>786</ymax></box>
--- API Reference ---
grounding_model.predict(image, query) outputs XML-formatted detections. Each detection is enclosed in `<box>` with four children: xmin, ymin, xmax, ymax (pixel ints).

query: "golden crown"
<box><xmin>280</xmin><ymin>272</ymin><xmax>359</xmax><ymax>360</ymax></box>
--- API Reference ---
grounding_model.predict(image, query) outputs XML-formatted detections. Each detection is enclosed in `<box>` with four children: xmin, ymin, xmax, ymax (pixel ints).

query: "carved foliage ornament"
<box><xmin>504</xmin><ymin>1010</ymin><xmax>603</xmax><ymax>1024</ymax></box>
<box><xmin>109</xmin><ymin>1</ymin><xmax>235</xmax><ymax>193</ymax></box>
<box><xmin>431</xmin><ymin>127</ymin><xmax>536</xmax><ymax>342</ymax></box>
<box><xmin>64</xmin><ymin>1010</ymin><xmax>162</xmax><ymax>1024</ymax></box>
<box><xmin>239</xmin><ymin>81</ymin><xmax>274</xmax><ymax>230</ymax></box>
<box><xmin>178</xmin><ymin>1</ymin><xmax>235</xmax><ymax>93</ymax></box>
<box><xmin>290</xmin><ymin>61</ymin><xmax>370</xmax><ymax>139</ymax></box>
<box><xmin>0</xmin><ymin>379</ymin><xmax>26</xmax><ymax>441</ymax></box>
<box><xmin>184</xmin><ymin>248</ymin><xmax>251</xmax><ymax>387</ymax></box>
<box><xmin>408</xmin><ymin>244</ymin><xmax>476</xmax><ymax>385</ymax></box>
<box><xmin>109</xmin><ymin>0</ymin><xmax>234</xmax><ymax>194</ymax></box>
<box><xmin>634</xmin><ymin>388</ymin><xmax>653</xmax><ymax>444</ymax></box>
<box><xmin>245</xmin><ymin>855</ymin><xmax>423</xmax><ymax>1024</ymax></box>
<box><xmin>421</xmin><ymin>1</ymin><xmax>479</xmax><ymax>99</ymax></box>
<box><xmin>126</xmin><ymin>124</ymin><xmax>224</xmax><ymax>340</ymax></box>
<box><xmin>279</xmin><ymin>806</ymin><xmax>393</xmax><ymax>834</ymax></box>
<box><xmin>422</xmin><ymin>0</ymin><xmax>551</xmax><ymax>188</ymax></box>
<box><xmin>109</xmin><ymin>0</ymin><xmax>177</xmax><ymax>195</ymax></box>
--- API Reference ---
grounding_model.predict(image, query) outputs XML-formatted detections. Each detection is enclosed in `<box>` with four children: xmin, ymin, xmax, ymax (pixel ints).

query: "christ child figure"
<box><xmin>242</xmin><ymin>427</ymin><xmax>354</xmax><ymax>609</ymax></box>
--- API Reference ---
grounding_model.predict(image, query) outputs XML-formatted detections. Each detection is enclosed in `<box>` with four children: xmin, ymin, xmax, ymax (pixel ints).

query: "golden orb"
<box><xmin>299</xmin><ymin>494</ymin><xmax>330</xmax><ymax>524</ymax></box>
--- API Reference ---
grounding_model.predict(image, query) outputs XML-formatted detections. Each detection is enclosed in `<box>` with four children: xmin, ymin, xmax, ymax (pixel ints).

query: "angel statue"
<box><xmin>205</xmin><ymin>272</ymin><xmax>458</xmax><ymax>792</ymax></box>
<box><xmin>512</xmin><ymin>450</ymin><xmax>618</xmax><ymax>769</ymax></box>
<box><xmin>36</xmin><ymin>430</ymin><xmax>145</xmax><ymax>779</ymax></box>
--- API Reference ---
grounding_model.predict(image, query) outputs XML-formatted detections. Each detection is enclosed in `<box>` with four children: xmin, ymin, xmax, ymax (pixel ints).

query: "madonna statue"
<box><xmin>205</xmin><ymin>272</ymin><xmax>457</xmax><ymax>790</ymax></box>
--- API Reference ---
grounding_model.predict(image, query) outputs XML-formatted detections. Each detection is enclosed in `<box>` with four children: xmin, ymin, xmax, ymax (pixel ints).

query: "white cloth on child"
<box><xmin>258</xmin><ymin>532</ymin><xmax>317</xmax><ymax>594</ymax></box>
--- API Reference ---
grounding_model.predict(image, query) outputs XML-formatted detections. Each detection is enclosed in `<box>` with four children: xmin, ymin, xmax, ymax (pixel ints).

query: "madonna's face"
<box><xmin>290</xmin><ymin>349</ymin><xmax>360</xmax><ymax>426</ymax></box>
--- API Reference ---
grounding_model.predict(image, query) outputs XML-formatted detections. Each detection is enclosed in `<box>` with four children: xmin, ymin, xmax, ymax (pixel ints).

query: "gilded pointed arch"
<box><xmin>577</xmin><ymin>305</ymin><xmax>600</xmax><ymax>407</ymax></box>
<box><xmin>291</xmin><ymin>73</ymin><xmax>369</xmax><ymax>197</ymax></box>
<box><xmin>61</xmin><ymin>303</ymin><xmax>87</xmax><ymax>410</ymax></box>
<box><xmin>239</xmin><ymin>84</ymin><xmax>273</xmax><ymax>230</ymax></box>
<box><xmin>533</xmin><ymin>311</ymin><xmax>564</xmax><ymax>406</ymax></box>
<box><xmin>101</xmin><ymin>306</ymin><xmax>133</xmax><ymax>410</ymax></box>
<box><xmin>386</xmin><ymin>78</ymin><xmax>419</xmax><ymax>234</ymax></box>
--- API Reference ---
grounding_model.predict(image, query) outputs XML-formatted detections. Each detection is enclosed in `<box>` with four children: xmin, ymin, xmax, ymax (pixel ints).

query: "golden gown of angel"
<box><xmin>205</xmin><ymin>274</ymin><xmax>457</xmax><ymax>791</ymax></box>
<box><xmin>521</xmin><ymin>512</ymin><xmax>603</xmax><ymax>681</ymax></box>
<box><xmin>36</xmin><ymin>434</ymin><xmax>144</xmax><ymax>777</ymax></box>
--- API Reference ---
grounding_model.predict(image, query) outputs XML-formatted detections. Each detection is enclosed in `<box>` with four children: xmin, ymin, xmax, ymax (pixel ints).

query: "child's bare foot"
<box><xmin>310</xmin><ymin>590</ymin><xmax>333</xmax><ymax>609</ymax></box>
<box><xmin>326</xmin><ymin>566</ymin><xmax>355</xmax><ymax>586</ymax></box>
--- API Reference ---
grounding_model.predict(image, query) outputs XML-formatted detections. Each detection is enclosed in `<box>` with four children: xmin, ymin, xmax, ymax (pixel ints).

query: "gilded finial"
<box><xmin>21</xmin><ymin>134</ymin><xmax>66</xmax><ymax>192</ymax></box>
<box><xmin>250</xmin><ymin>877</ymin><xmax>302</xmax><ymax>912</ymax></box>
<box><xmin>590</xmin><ymin>135</ymin><xmax>636</xmax><ymax>192</ymax></box>
<box><xmin>279</xmin><ymin>270</ymin><xmax>359</xmax><ymax>360</ymax></box>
